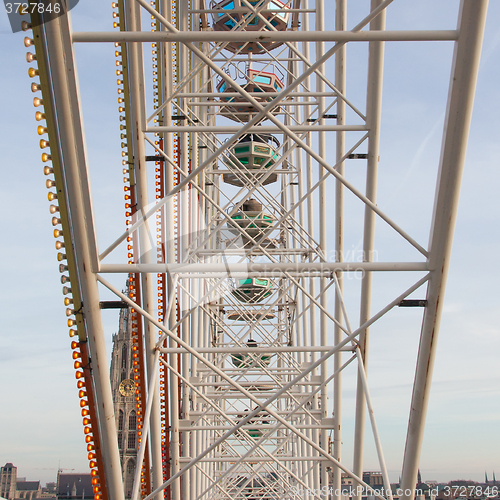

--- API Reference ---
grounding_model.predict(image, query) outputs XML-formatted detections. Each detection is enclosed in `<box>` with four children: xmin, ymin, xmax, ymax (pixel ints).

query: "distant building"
<box><xmin>56</xmin><ymin>473</ymin><xmax>93</xmax><ymax>499</ymax></box>
<box><xmin>0</xmin><ymin>463</ymin><xmax>17</xmax><ymax>500</ymax></box>
<box><xmin>363</xmin><ymin>471</ymin><xmax>384</xmax><ymax>490</ymax></box>
<box><xmin>15</xmin><ymin>480</ymin><xmax>41</xmax><ymax>500</ymax></box>
<box><xmin>42</xmin><ymin>482</ymin><xmax>57</xmax><ymax>495</ymax></box>
<box><xmin>110</xmin><ymin>301</ymin><xmax>138</xmax><ymax>498</ymax></box>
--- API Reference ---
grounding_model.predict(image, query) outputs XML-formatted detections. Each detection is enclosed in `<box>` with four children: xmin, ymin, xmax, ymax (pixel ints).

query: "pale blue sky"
<box><xmin>0</xmin><ymin>0</ymin><xmax>499</xmax><ymax>487</ymax></box>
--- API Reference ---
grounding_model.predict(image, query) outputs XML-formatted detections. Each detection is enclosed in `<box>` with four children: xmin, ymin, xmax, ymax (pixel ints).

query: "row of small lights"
<box><xmin>24</xmin><ymin>19</ymin><xmax>104</xmax><ymax>500</ymax></box>
<box><xmin>148</xmin><ymin>0</ymin><xmax>171</xmax><ymax>480</ymax></box>
<box><xmin>112</xmin><ymin>1</ymin><xmax>148</xmax><ymax>494</ymax></box>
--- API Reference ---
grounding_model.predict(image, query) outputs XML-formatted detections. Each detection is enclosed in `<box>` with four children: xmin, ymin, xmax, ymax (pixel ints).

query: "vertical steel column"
<box><xmin>316</xmin><ymin>0</ymin><xmax>329</xmax><ymax>492</ymax></box>
<box><xmin>352</xmin><ymin>1</ymin><xmax>386</xmax><ymax>491</ymax></box>
<box><xmin>333</xmin><ymin>0</ymin><xmax>346</xmax><ymax>497</ymax></box>
<box><xmin>159</xmin><ymin>2</ymin><xmax>174</xmax><ymax>497</ymax></box>
<box><xmin>178</xmin><ymin>3</ymin><xmax>191</xmax><ymax>499</ymax></box>
<box><xmin>400</xmin><ymin>1</ymin><xmax>488</xmax><ymax>497</ymax></box>
<box><xmin>302</xmin><ymin>4</ymin><xmax>315</xmax><ymax>488</ymax></box>
<box><xmin>125</xmin><ymin>1</ymin><xmax>163</xmax><ymax>497</ymax></box>
<box><xmin>40</xmin><ymin>11</ymin><xmax>125</xmax><ymax>500</ymax></box>
<box><xmin>166</xmin><ymin>4</ymin><xmax>181</xmax><ymax>498</ymax></box>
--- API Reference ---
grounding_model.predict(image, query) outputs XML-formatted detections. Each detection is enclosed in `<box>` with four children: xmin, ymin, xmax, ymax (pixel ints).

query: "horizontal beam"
<box><xmin>178</xmin><ymin>456</ymin><xmax>331</xmax><ymax>462</ymax></box>
<box><xmin>159</xmin><ymin>346</ymin><xmax>354</xmax><ymax>354</ymax></box>
<box><xmin>72</xmin><ymin>30</ymin><xmax>458</xmax><ymax>44</ymax></box>
<box><xmin>99</xmin><ymin>262</ymin><xmax>428</xmax><ymax>274</ymax></box>
<box><xmin>146</xmin><ymin>125</ymin><xmax>367</xmax><ymax>133</ymax></box>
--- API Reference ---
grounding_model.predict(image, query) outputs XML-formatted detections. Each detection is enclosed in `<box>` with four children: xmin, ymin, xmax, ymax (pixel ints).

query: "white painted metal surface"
<box><xmin>27</xmin><ymin>1</ymin><xmax>487</xmax><ymax>499</ymax></box>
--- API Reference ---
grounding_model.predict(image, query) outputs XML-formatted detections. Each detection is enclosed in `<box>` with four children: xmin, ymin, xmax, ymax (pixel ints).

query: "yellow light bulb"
<box><xmin>48</xmin><ymin>192</ymin><xmax>57</xmax><ymax>201</ymax></box>
<box><xmin>35</xmin><ymin>111</ymin><xmax>45</xmax><ymax>121</ymax></box>
<box><xmin>57</xmin><ymin>252</ymin><xmax>67</xmax><ymax>262</ymax></box>
<box><xmin>56</xmin><ymin>241</ymin><xmax>65</xmax><ymax>250</ymax></box>
<box><xmin>24</xmin><ymin>37</ymin><xmax>34</xmax><ymax>47</ymax></box>
<box><xmin>43</xmin><ymin>166</ymin><xmax>53</xmax><ymax>175</ymax></box>
<box><xmin>54</xmin><ymin>229</ymin><xmax>63</xmax><ymax>238</ymax></box>
<box><xmin>49</xmin><ymin>205</ymin><xmax>59</xmax><ymax>214</ymax></box>
<box><xmin>42</xmin><ymin>153</ymin><xmax>52</xmax><ymax>162</ymax></box>
<box><xmin>26</xmin><ymin>52</ymin><xmax>36</xmax><ymax>63</ymax></box>
<box><xmin>37</xmin><ymin>125</ymin><xmax>47</xmax><ymax>135</ymax></box>
<box><xmin>46</xmin><ymin>179</ymin><xmax>56</xmax><ymax>188</ymax></box>
<box><xmin>31</xmin><ymin>83</ymin><xmax>41</xmax><ymax>93</ymax></box>
<box><xmin>40</xmin><ymin>139</ymin><xmax>49</xmax><ymax>149</ymax></box>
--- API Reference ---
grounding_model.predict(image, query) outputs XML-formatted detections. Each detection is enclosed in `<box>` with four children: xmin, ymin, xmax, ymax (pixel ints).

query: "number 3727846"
<box><xmin>5</xmin><ymin>3</ymin><xmax>62</xmax><ymax>14</ymax></box>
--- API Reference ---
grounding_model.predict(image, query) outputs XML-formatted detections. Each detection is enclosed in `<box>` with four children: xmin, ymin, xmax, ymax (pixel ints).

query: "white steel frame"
<box><xmin>31</xmin><ymin>1</ymin><xmax>488</xmax><ymax>499</ymax></box>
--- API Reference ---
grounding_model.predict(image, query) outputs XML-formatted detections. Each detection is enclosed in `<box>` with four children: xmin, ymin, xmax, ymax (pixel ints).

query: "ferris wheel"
<box><xmin>20</xmin><ymin>1</ymin><xmax>488</xmax><ymax>499</ymax></box>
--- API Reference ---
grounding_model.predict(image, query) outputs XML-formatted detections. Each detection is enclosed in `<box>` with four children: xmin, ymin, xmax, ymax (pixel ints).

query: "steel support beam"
<box><xmin>38</xmin><ymin>9</ymin><xmax>125</xmax><ymax>500</ymax></box>
<box><xmin>400</xmin><ymin>1</ymin><xmax>488</xmax><ymax>497</ymax></box>
<box><xmin>333</xmin><ymin>0</ymin><xmax>346</xmax><ymax>496</ymax></box>
<box><xmin>71</xmin><ymin>29</ymin><xmax>459</xmax><ymax>43</ymax></box>
<box><xmin>99</xmin><ymin>262</ymin><xmax>428</xmax><ymax>273</ymax></box>
<box><xmin>124</xmin><ymin>1</ymin><xmax>164</xmax><ymax>498</ymax></box>
<box><xmin>353</xmin><ymin>0</ymin><xmax>386</xmax><ymax>489</ymax></box>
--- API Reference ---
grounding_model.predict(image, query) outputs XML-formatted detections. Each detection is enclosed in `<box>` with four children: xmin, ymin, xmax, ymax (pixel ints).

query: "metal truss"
<box><xmin>25</xmin><ymin>0</ymin><xmax>488</xmax><ymax>499</ymax></box>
